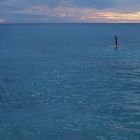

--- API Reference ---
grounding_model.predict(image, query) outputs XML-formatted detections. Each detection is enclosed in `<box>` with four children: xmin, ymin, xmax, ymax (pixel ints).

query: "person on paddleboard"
<box><xmin>114</xmin><ymin>35</ymin><xmax>118</xmax><ymax>49</ymax></box>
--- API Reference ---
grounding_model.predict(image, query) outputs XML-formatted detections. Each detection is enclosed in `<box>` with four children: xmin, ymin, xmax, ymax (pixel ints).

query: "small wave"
<box><xmin>108</xmin><ymin>45</ymin><xmax>123</xmax><ymax>48</ymax></box>
<box><xmin>131</xmin><ymin>79</ymin><xmax>140</xmax><ymax>83</ymax></box>
<box><xmin>116</xmin><ymin>126</ymin><xmax>140</xmax><ymax>134</ymax></box>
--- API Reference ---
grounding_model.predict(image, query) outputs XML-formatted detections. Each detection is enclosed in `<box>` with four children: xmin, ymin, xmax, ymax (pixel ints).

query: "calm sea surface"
<box><xmin>0</xmin><ymin>24</ymin><xmax>140</xmax><ymax>140</ymax></box>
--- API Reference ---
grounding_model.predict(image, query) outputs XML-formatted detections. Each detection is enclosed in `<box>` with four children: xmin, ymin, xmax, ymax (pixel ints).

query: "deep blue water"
<box><xmin>0</xmin><ymin>24</ymin><xmax>140</xmax><ymax>140</ymax></box>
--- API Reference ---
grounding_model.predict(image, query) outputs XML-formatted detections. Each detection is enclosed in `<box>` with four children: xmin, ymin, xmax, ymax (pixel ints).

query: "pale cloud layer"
<box><xmin>0</xmin><ymin>0</ymin><xmax>140</xmax><ymax>23</ymax></box>
<box><xmin>0</xmin><ymin>19</ymin><xmax>6</xmax><ymax>23</ymax></box>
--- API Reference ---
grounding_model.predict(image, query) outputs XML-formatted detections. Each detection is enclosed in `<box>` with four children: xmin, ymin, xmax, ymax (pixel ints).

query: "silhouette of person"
<box><xmin>114</xmin><ymin>35</ymin><xmax>118</xmax><ymax>49</ymax></box>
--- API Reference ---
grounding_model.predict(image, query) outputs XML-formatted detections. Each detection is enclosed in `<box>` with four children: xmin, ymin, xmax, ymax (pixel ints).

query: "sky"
<box><xmin>0</xmin><ymin>0</ymin><xmax>140</xmax><ymax>23</ymax></box>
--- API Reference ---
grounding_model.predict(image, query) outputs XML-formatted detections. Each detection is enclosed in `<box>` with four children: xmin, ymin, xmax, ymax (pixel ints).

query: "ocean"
<box><xmin>0</xmin><ymin>24</ymin><xmax>140</xmax><ymax>140</ymax></box>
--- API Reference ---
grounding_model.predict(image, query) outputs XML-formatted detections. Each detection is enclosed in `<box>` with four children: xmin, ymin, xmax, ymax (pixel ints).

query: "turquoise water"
<box><xmin>0</xmin><ymin>24</ymin><xmax>140</xmax><ymax>140</ymax></box>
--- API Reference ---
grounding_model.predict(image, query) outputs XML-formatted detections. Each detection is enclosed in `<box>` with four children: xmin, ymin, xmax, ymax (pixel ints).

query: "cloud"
<box><xmin>0</xmin><ymin>0</ymin><xmax>140</xmax><ymax>10</ymax></box>
<box><xmin>113</xmin><ymin>0</ymin><xmax>140</xmax><ymax>12</ymax></box>
<box><xmin>0</xmin><ymin>19</ymin><xmax>6</xmax><ymax>23</ymax></box>
<box><xmin>65</xmin><ymin>0</ymin><xmax>116</xmax><ymax>9</ymax></box>
<box><xmin>12</xmin><ymin>5</ymin><xmax>140</xmax><ymax>23</ymax></box>
<box><xmin>0</xmin><ymin>0</ymin><xmax>140</xmax><ymax>23</ymax></box>
<box><xmin>81</xmin><ymin>10</ymin><xmax>140</xmax><ymax>23</ymax></box>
